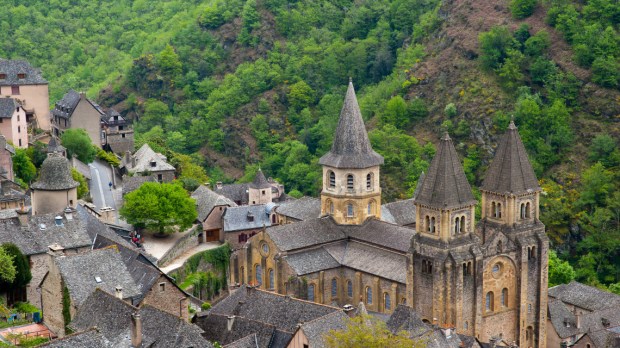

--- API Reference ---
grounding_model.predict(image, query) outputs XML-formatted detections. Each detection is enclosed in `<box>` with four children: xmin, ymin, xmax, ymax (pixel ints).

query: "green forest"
<box><xmin>1</xmin><ymin>0</ymin><xmax>619</xmax><ymax>292</ymax></box>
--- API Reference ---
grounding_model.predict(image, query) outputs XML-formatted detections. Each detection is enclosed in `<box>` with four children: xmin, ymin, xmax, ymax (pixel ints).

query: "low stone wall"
<box><xmin>157</xmin><ymin>225</ymin><xmax>200</xmax><ymax>267</ymax></box>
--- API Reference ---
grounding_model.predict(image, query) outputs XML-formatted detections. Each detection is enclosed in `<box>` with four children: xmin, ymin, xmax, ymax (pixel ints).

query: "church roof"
<box><xmin>481</xmin><ymin>121</ymin><xmax>540</xmax><ymax>194</ymax></box>
<box><xmin>413</xmin><ymin>133</ymin><xmax>475</xmax><ymax>209</ymax></box>
<box><xmin>275</xmin><ymin>196</ymin><xmax>321</xmax><ymax>221</ymax></box>
<box><xmin>248</xmin><ymin>169</ymin><xmax>271</xmax><ymax>189</ymax></box>
<box><xmin>318</xmin><ymin>81</ymin><xmax>384</xmax><ymax>169</ymax></box>
<box><xmin>31</xmin><ymin>154</ymin><xmax>79</xmax><ymax>191</ymax></box>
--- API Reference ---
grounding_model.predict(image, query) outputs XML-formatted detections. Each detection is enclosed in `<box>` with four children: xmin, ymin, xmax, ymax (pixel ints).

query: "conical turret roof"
<box><xmin>31</xmin><ymin>154</ymin><xmax>78</xmax><ymax>191</ymax></box>
<box><xmin>481</xmin><ymin>121</ymin><xmax>540</xmax><ymax>194</ymax></box>
<box><xmin>413</xmin><ymin>133</ymin><xmax>476</xmax><ymax>209</ymax></box>
<box><xmin>318</xmin><ymin>81</ymin><xmax>384</xmax><ymax>169</ymax></box>
<box><xmin>249</xmin><ymin>168</ymin><xmax>271</xmax><ymax>189</ymax></box>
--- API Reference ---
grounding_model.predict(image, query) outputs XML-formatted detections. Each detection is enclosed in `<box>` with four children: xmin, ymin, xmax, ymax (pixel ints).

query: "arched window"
<box><xmin>384</xmin><ymin>293</ymin><xmax>391</xmax><ymax>311</ymax></box>
<box><xmin>367</xmin><ymin>200</ymin><xmax>375</xmax><ymax>215</ymax></box>
<box><xmin>347</xmin><ymin>174</ymin><xmax>354</xmax><ymax>190</ymax></box>
<box><xmin>366</xmin><ymin>286</ymin><xmax>372</xmax><ymax>305</ymax></box>
<box><xmin>329</xmin><ymin>171</ymin><xmax>335</xmax><ymax>188</ymax></box>
<box><xmin>492</xmin><ymin>202</ymin><xmax>496</xmax><ymax>217</ymax></box>
<box><xmin>520</xmin><ymin>203</ymin><xmax>526</xmax><ymax>219</ymax></box>
<box><xmin>347</xmin><ymin>280</ymin><xmax>353</xmax><ymax>298</ymax></box>
<box><xmin>347</xmin><ymin>204</ymin><xmax>354</xmax><ymax>217</ymax></box>
<box><xmin>255</xmin><ymin>265</ymin><xmax>262</xmax><ymax>286</ymax></box>
<box><xmin>269</xmin><ymin>269</ymin><xmax>274</xmax><ymax>290</ymax></box>
<box><xmin>526</xmin><ymin>202</ymin><xmax>531</xmax><ymax>218</ymax></box>
<box><xmin>329</xmin><ymin>201</ymin><xmax>334</xmax><ymax>214</ymax></box>
<box><xmin>460</xmin><ymin>216</ymin><xmax>465</xmax><ymax>233</ymax></box>
<box><xmin>425</xmin><ymin>216</ymin><xmax>430</xmax><ymax>232</ymax></box>
<box><xmin>430</xmin><ymin>217</ymin><xmax>436</xmax><ymax>233</ymax></box>
<box><xmin>497</xmin><ymin>203</ymin><xmax>502</xmax><ymax>218</ymax></box>
<box><xmin>502</xmin><ymin>288</ymin><xmax>508</xmax><ymax>307</ymax></box>
<box><xmin>308</xmin><ymin>284</ymin><xmax>315</xmax><ymax>302</ymax></box>
<box><xmin>454</xmin><ymin>217</ymin><xmax>460</xmax><ymax>235</ymax></box>
<box><xmin>366</xmin><ymin>173</ymin><xmax>373</xmax><ymax>190</ymax></box>
<box><xmin>331</xmin><ymin>278</ymin><xmax>338</xmax><ymax>299</ymax></box>
<box><xmin>486</xmin><ymin>291</ymin><xmax>494</xmax><ymax>312</ymax></box>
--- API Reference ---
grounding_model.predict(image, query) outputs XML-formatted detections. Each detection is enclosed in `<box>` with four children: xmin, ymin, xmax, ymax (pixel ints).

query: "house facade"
<box><xmin>101</xmin><ymin>109</ymin><xmax>134</xmax><ymax>154</ymax></box>
<box><xmin>51</xmin><ymin>90</ymin><xmax>104</xmax><ymax>146</ymax></box>
<box><xmin>0</xmin><ymin>97</ymin><xmax>27</xmax><ymax>148</ymax></box>
<box><xmin>231</xmin><ymin>81</ymin><xmax>549</xmax><ymax>347</ymax></box>
<box><xmin>0</xmin><ymin>59</ymin><xmax>50</xmax><ymax>131</ymax></box>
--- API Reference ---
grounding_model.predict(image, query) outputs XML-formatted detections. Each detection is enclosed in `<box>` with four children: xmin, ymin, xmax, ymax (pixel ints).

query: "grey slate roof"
<box><xmin>122</xmin><ymin>175</ymin><xmax>157</xmax><ymax>195</ymax></box>
<box><xmin>318</xmin><ymin>82</ymin><xmax>384</xmax><ymax>169</ymax></box>
<box><xmin>381</xmin><ymin>199</ymin><xmax>416</xmax><ymax>226</ymax></box>
<box><xmin>547</xmin><ymin>298</ymin><xmax>578</xmax><ymax>339</ymax></box>
<box><xmin>0</xmin><ymin>212</ymin><xmax>91</xmax><ymax>255</ymax></box>
<box><xmin>0</xmin><ymin>59</ymin><xmax>47</xmax><ymax>85</ymax></box>
<box><xmin>214</xmin><ymin>183</ymin><xmax>249</xmax><ymax>205</ymax></box>
<box><xmin>481</xmin><ymin>121</ymin><xmax>540</xmax><ymax>195</ymax></box>
<box><xmin>47</xmin><ymin>136</ymin><xmax>66</xmax><ymax>154</ymax></box>
<box><xmin>275</xmin><ymin>197</ymin><xmax>321</xmax><ymax>221</ymax></box>
<box><xmin>51</xmin><ymin>89</ymin><xmax>80</xmax><ymax>119</ymax></box>
<box><xmin>0</xmin><ymin>97</ymin><xmax>20</xmax><ymax>118</ymax></box>
<box><xmin>299</xmin><ymin>310</ymin><xmax>349</xmax><ymax>348</ymax></box>
<box><xmin>249</xmin><ymin>169</ymin><xmax>271</xmax><ymax>189</ymax></box>
<box><xmin>266</xmin><ymin>217</ymin><xmax>346</xmax><ymax>252</ymax></box>
<box><xmin>548</xmin><ymin>281</ymin><xmax>620</xmax><ymax>311</ymax></box>
<box><xmin>39</xmin><ymin>328</ymin><xmax>111</xmax><ymax>347</ymax></box>
<box><xmin>77</xmin><ymin>204</ymin><xmax>134</xmax><ymax>250</ymax></box>
<box><xmin>387</xmin><ymin>305</ymin><xmax>431</xmax><ymax>338</ymax></box>
<box><xmin>338</xmin><ymin>242</ymin><xmax>407</xmax><ymax>283</ymax></box>
<box><xmin>31</xmin><ymin>154</ymin><xmax>79</xmax><ymax>190</ymax></box>
<box><xmin>71</xmin><ymin>289</ymin><xmax>213</xmax><ymax>348</ymax></box>
<box><xmin>413</xmin><ymin>133</ymin><xmax>476</xmax><ymax>209</ymax></box>
<box><xmin>192</xmin><ymin>185</ymin><xmax>237</xmax><ymax>222</ymax></box>
<box><xmin>345</xmin><ymin>219</ymin><xmax>414</xmax><ymax>252</ymax></box>
<box><xmin>126</xmin><ymin>143</ymin><xmax>175</xmax><ymax>173</ymax></box>
<box><xmin>198</xmin><ymin>314</ymin><xmax>289</xmax><ymax>348</ymax></box>
<box><xmin>223</xmin><ymin>204</ymin><xmax>271</xmax><ymax>232</ymax></box>
<box><xmin>224</xmin><ymin>334</ymin><xmax>259</xmax><ymax>348</ymax></box>
<box><xmin>55</xmin><ymin>248</ymin><xmax>141</xmax><ymax>306</ymax></box>
<box><xmin>285</xmin><ymin>247</ymin><xmax>341</xmax><ymax>275</ymax></box>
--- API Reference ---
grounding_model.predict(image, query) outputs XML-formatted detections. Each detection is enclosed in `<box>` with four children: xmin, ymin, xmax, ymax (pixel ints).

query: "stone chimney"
<box><xmin>115</xmin><ymin>286</ymin><xmax>123</xmax><ymax>299</ymax></box>
<box><xmin>131</xmin><ymin>312</ymin><xmax>142</xmax><ymax>348</ymax></box>
<box><xmin>227</xmin><ymin>315</ymin><xmax>235</xmax><ymax>332</ymax></box>
<box><xmin>16</xmin><ymin>206</ymin><xmax>29</xmax><ymax>226</ymax></box>
<box><xmin>0</xmin><ymin>135</ymin><xmax>6</xmax><ymax>153</ymax></box>
<box><xmin>54</xmin><ymin>215</ymin><xmax>63</xmax><ymax>227</ymax></box>
<box><xmin>64</xmin><ymin>207</ymin><xmax>73</xmax><ymax>221</ymax></box>
<box><xmin>576</xmin><ymin>310</ymin><xmax>582</xmax><ymax>329</ymax></box>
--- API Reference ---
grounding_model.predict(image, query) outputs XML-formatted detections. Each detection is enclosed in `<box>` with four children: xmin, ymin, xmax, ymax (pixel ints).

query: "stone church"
<box><xmin>231</xmin><ymin>81</ymin><xmax>548</xmax><ymax>347</ymax></box>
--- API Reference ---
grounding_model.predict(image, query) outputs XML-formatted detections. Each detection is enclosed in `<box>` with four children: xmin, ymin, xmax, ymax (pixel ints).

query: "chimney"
<box><xmin>0</xmin><ymin>135</ymin><xmax>6</xmax><ymax>152</ymax></box>
<box><xmin>64</xmin><ymin>207</ymin><xmax>73</xmax><ymax>221</ymax></box>
<box><xmin>0</xmin><ymin>179</ymin><xmax>9</xmax><ymax>196</ymax></box>
<box><xmin>216</xmin><ymin>182</ymin><xmax>223</xmax><ymax>189</ymax></box>
<box><xmin>227</xmin><ymin>315</ymin><xmax>235</xmax><ymax>332</ymax></box>
<box><xmin>115</xmin><ymin>286</ymin><xmax>123</xmax><ymax>299</ymax></box>
<box><xmin>576</xmin><ymin>310</ymin><xmax>582</xmax><ymax>329</ymax></box>
<box><xmin>131</xmin><ymin>312</ymin><xmax>142</xmax><ymax>348</ymax></box>
<box><xmin>343</xmin><ymin>304</ymin><xmax>355</xmax><ymax>318</ymax></box>
<box><xmin>54</xmin><ymin>216</ymin><xmax>63</xmax><ymax>227</ymax></box>
<box><xmin>16</xmin><ymin>206</ymin><xmax>29</xmax><ymax>226</ymax></box>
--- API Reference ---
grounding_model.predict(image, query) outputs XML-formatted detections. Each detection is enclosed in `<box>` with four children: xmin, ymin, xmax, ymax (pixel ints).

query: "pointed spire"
<box><xmin>413</xmin><ymin>133</ymin><xmax>475</xmax><ymax>209</ymax></box>
<box><xmin>318</xmin><ymin>81</ymin><xmax>383</xmax><ymax>169</ymax></box>
<box><xmin>481</xmin><ymin>122</ymin><xmax>540</xmax><ymax>194</ymax></box>
<box><xmin>249</xmin><ymin>168</ymin><xmax>270</xmax><ymax>189</ymax></box>
<box><xmin>412</xmin><ymin>172</ymin><xmax>425</xmax><ymax>199</ymax></box>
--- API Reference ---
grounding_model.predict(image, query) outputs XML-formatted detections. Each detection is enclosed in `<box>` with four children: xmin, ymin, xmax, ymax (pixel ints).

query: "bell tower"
<box><xmin>318</xmin><ymin>81</ymin><xmax>384</xmax><ymax>225</ymax></box>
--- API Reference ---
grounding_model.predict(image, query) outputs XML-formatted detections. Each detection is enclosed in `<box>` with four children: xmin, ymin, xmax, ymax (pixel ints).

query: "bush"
<box><xmin>201</xmin><ymin>302</ymin><xmax>212</xmax><ymax>311</ymax></box>
<box><xmin>591</xmin><ymin>56</ymin><xmax>620</xmax><ymax>88</ymax></box>
<box><xmin>511</xmin><ymin>0</ymin><xmax>537</xmax><ymax>19</ymax></box>
<box><xmin>96</xmin><ymin>149</ymin><xmax>121</xmax><ymax>167</ymax></box>
<box><xmin>444</xmin><ymin>103</ymin><xmax>457</xmax><ymax>117</ymax></box>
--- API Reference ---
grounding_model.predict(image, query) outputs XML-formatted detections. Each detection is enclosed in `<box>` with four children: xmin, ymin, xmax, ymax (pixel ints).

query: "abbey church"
<box><xmin>231</xmin><ymin>82</ymin><xmax>549</xmax><ymax>348</ymax></box>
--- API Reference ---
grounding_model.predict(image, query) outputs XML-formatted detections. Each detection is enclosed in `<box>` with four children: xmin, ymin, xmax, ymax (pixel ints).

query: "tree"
<box><xmin>287</xmin><ymin>80</ymin><xmax>314</xmax><ymax>111</ymax></box>
<box><xmin>576</xmin><ymin>162</ymin><xmax>613</xmax><ymax>212</ymax></box>
<box><xmin>0</xmin><ymin>245</ymin><xmax>15</xmax><ymax>284</ymax></box>
<box><xmin>12</xmin><ymin>148</ymin><xmax>36</xmax><ymax>184</ymax></box>
<box><xmin>479</xmin><ymin>26</ymin><xmax>517</xmax><ymax>70</ymax></box>
<box><xmin>511</xmin><ymin>0</ymin><xmax>537</xmax><ymax>19</ymax></box>
<box><xmin>157</xmin><ymin>44</ymin><xmax>182</xmax><ymax>78</ymax></box>
<box><xmin>0</xmin><ymin>243</ymin><xmax>31</xmax><ymax>289</ymax></box>
<box><xmin>324</xmin><ymin>314</ymin><xmax>425</xmax><ymax>348</ymax></box>
<box><xmin>591</xmin><ymin>56</ymin><xmax>620</xmax><ymax>88</ymax></box>
<box><xmin>382</xmin><ymin>96</ymin><xmax>408</xmax><ymax>128</ymax></box>
<box><xmin>71</xmin><ymin>168</ymin><xmax>89</xmax><ymax>199</ymax></box>
<box><xmin>60</xmin><ymin>129</ymin><xmax>97</xmax><ymax>163</ymax></box>
<box><xmin>588</xmin><ymin>134</ymin><xmax>620</xmax><ymax>168</ymax></box>
<box><xmin>120</xmin><ymin>182</ymin><xmax>197</xmax><ymax>235</ymax></box>
<box><xmin>548</xmin><ymin>250</ymin><xmax>576</xmax><ymax>287</ymax></box>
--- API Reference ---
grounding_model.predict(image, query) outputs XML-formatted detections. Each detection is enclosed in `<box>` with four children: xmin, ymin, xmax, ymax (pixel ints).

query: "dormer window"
<box><xmin>0</xmin><ymin>73</ymin><xmax>5</xmax><ymax>79</ymax></box>
<box><xmin>150</xmin><ymin>160</ymin><xmax>156</xmax><ymax>168</ymax></box>
<box><xmin>17</xmin><ymin>73</ymin><xmax>26</xmax><ymax>79</ymax></box>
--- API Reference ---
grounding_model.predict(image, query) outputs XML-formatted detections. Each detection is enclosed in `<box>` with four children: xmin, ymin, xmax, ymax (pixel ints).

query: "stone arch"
<box><xmin>483</xmin><ymin>256</ymin><xmax>517</xmax><ymax>316</ymax></box>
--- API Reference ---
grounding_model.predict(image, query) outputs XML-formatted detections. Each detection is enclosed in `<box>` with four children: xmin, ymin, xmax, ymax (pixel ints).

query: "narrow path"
<box><xmin>160</xmin><ymin>242</ymin><xmax>221</xmax><ymax>274</ymax></box>
<box><xmin>89</xmin><ymin>163</ymin><xmax>106</xmax><ymax>207</ymax></box>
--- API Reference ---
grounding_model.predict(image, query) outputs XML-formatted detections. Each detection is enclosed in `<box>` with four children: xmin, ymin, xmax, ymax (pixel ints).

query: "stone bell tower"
<box><xmin>318</xmin><ymin>81</ymin><xmax>384</xmax><ymax>225</ymax></box>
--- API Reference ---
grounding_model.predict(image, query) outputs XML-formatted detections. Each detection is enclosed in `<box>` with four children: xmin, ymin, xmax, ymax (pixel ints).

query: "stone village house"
<box><xmin>232</xmin><ymin>82</ymin><xmax>549</xmax><ymax>347</ymax></box>
<box><xmin>0</xmin><ymin>97</ymin><xmax>28</xmax><ymax>148</ymax></box>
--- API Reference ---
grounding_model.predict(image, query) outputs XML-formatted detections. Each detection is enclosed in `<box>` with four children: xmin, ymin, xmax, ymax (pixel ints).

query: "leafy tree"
<box><xmin>0</xmin><ymin>245</ymin><xmax>15</xmax><ymax>284</ymax></box>
<box><xmin>71</xmin><ymin>168</ymin><xmax>89</xmax><ymax>199</ymax></box>
<box><xmin>588</xmin><ymin>134</ymin><xmax>620</xmax><ymax>168</ymax></box>
<box><xmin>157</xmin><ymin>44</ymin><xmax>182</xmax><ymax>78</ymax></box>
<box><xmin>576</xmin><ymin>162</ymin><xmax>614</xmax><ymax>212</ymax></box>
<box><xmin>548</xmin><ymin>250</ymin><xmax>576</xmax><ymax>287</ymax></box>
<box><xmin>325</xmin><ymin>314</ymin><xmax>425</xmax><ymax>348</ymax></box>
<box><xmin>444</xmin><ymin>103</ymin><xmax>457</xmax><ymax>118</ymax></box>
<box><xmin>120</xmin><ymin>182</ymin><xmax>197</xmax><ymax>235</ymax></box>
<box><xmin>591</xmin><ymin>56</ymin><xmax>620</xmax><ymax>88</ymax></box>
<box><xmin>382</xmin><ymin>96</ymin><xmax>408</xmax><ymax>128</ymax></box>
<box><xmin>511</xmin><ymin>0</ymin><xmax>537</xmax><ymax>19</ymax></box>
<box><xmin>524</xmin><ymin>30</ymin><xmax>550</xmax><ymax>57</ymax></box>
<box><xmin>26</xmin><ymin>141</ymin><xmax>48</xmax><ymax>169</ymax></box>
<box><xmin>60</xmin><ymin>129</ymin><xmax>97</xmax><ymax>163</ymax></box>
<box><xmin>0</xmin><ymin>243</ymin><xmax>31</xmax><ymax>289</ymax></box>
<box><xmin>13</xmin><ymin>148</ymin><xmax>36</xmax><ymax>184</ymax></box>
<box><xmin>287</xmin><ymin>80</ymin><xmax>314</xmax><ymax>111</ymax></box>
<box><xmin>479</xmin><ymin>26</ymin><xmax>517</xmax><ymax>70</ymax></box>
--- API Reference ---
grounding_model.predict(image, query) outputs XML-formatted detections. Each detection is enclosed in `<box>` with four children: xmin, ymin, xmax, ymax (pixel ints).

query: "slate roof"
<box><xmin>0</xmin><ymin>97</ymin><xmax>20</xmax><ymax>118</ymax></box>
<box><xmin>71</xmin><ymin>289</ymin><xmax>213</xmax><ymax>348</ymax></box>
<box><xmin>548</xmin><ymin>281</ymin><xmax>620</xmax><ymax>312</ymax></box>
<box><xmin>224</xmin><ymin>333</ymin><xmax>259</xmax><ymax>348</ymax></box>
<box><xmin>46</xmin><ymin>136</ymin><xmax>66</xmax><ymax>154</ymax></box>
<box><xmin>0</xmin><ymin>59</ymin><xmax>47</xmax><ymax>85</ymax></box>
<box><xmin>55</xmin><ymin>248</ymin><xmax>141</xmax><ymax>306</ymax></box>
<box><xmin>192</xmin><ymin>185</ymin><xmax>237</xmax><ymax>222</ymax></box>
<box><xmin>51</xmin><ymin>89</ymin><xmax>81</xmax><ymax>119</ymax></box>
<box><xmin>381</xmin><ymin>199</ymin><xmax>416</xmax><ymax>226</ymax></box>
<box><xmin>387</xmin><ymin>305</ymin><xmax>432</xmax><ymax>338</ymax></box>
<box><xmin>77</xmin><ymin>204</ymin><xmax>133</xmax><ymax>249</ymax></box>
<box><xmin>31</xmin><ymin>154</ymin><xmax>79</xmax><ymax>190</ymax></box>
<box><xmin>0</xmin><ymin>212</ymin><xmax>91</xmax><ymax>256</ymax></box>
<box><xmin>299</xmin><ymin>310</ymin><xmax>348</xmax><ymax>348</ymax></box>
<box><xmin>285</xmin><ymin>247</ymin><xmax>341</xmax><ymax>275</ymax></box>
<box><xmin>213</xmin><ymin>183</ymin><xmax>249</xmax><ymax>205</ymax></box>
<box><xmin>223</xmin><ymin>205</ymin><xmax>271</xmax><ymax>232</ymax></box>
<box><xmin>208</xmin><ymin>285</ymin><xmax>341</xmax><ymax>333</ymax></box>
<box><xmin>266</xmin><ymin>217</ymin><xmax>346</xmax><ymax>252</ymax></box>
<box><xmin>122</xmin><ymin>175</ymin><xmax>157</xmax><ymax>195</ymax></box>
<box><xmin>337</xmin><ymin>242</ymin><xmax>407</xmax><ymax>283</ymax></box>
<box><xmin>198</xmin><ymin>313</ymin><xmax>290</xmax><ymax>348</ymax></box>
<box><xmin>481</xmin><ymin>121</ymin><xmax>540</xmax><ymax>195</ymax></box>
<box><xmin>249</xmin><ymin>169</ymin><xmax>271</xmax><ymax>189</ymax></box>
<box><xmin>126</xmin><ymin>143</ymin><xmax>175</xmax><ymax>173</ymax></box>
<box><xmin>318</xmin><ymin>82</ymin><xmax>384</xmax><ymax>169</ymax></box>
<box><xmin>275</xmin><ymin>197</ymin><xmax>321</xmax><ymax>221</ymax></box>
<box><xmin>413</xmin><ymin>133</ymin><xmax>476</xmax><ymax>209</ymax></box>
<box><xmin>39</xmin><ymin>328</ymin><xmax>111</xmax><ymax>347</ymax></box>
<box><xmin>345</xmin><ymin>218</ymin><xmax>413</xmax><ymax>252</ymax></box>
<box><xmin>547</xmin><ymin>298</ymin><xmax>578</xmax><ymax>339</ymax></box>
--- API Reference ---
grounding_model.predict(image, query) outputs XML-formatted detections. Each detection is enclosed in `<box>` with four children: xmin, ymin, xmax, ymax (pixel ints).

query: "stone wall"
<box><xmin>157</xmin><ymin>226</ymin><xmax>199</xmax><ymax>267</ymax></box>
<box><xmin>141</xmin><ymin>274</ymin><xmax>188</xmax><ymax>320</ymax></box>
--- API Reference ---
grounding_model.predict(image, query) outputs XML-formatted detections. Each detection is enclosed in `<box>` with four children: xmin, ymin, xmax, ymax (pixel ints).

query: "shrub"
<box><xmin>201</xmin><ymin>302</ymin><xmax>212</xmax><ymax>311</ymax></box>
<box><xmin>444</xmin><ymin>103</ymin><xmax>457</xmax><ymax>117</ymax></box>
<box><xmin>591</xmin><ymin>56</ymin><xmax>620</xmax><ymax>88</ymax></box>
<box><xmin>96</xmin><ymin>149</ymin><xmax>121</xmax><ymax>167</ymax></box>
<box><xmin>511</xmin><ymin>0</ymin><xmax>537</xmax><ymax>19</ymax></box>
